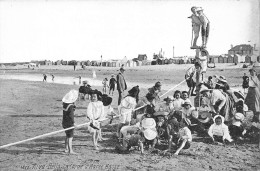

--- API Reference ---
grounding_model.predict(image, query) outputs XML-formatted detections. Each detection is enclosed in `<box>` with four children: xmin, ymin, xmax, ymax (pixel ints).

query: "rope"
<box><xmin>0</xmin><ymin>80</ymin><xmax>185</xmax><ymax>149</ymax></box>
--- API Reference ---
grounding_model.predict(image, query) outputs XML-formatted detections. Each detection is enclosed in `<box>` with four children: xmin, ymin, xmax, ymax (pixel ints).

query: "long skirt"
<box><xmin>245</xmin><ymin>87</ymin><xmax>260</xmax><ymax>121</ymax></box>
<box><xmin>215</xmin><ymin>92</ymin><xmax>235</xmax><ymax>121</ymax></box>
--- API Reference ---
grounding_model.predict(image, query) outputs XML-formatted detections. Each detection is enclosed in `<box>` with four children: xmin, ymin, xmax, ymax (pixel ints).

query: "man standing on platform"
<box><xmin>117</xmin><ymin>67</ymin><xmax>127</xmax><ymax>105</ymax></box>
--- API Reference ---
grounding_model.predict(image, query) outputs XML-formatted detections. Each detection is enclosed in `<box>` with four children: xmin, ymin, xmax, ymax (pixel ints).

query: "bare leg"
<box><xmin>65</xmin><ymin>137</ymin><xmax>69</xmax><ymax>153</ymax></box>
<box><xmin>68</xmin><ymin>137</ymin><xmax>77</xmax><ymax>154</ymax></box>
<box><xmin>117</xmin><ymin>123</ymin><xmax>124</xmax><ymax>137</ymax></box>
<box><xmin>174</xmin><ymin>139</ymin><xmax>188</xmax><ymax>155</ymax></box>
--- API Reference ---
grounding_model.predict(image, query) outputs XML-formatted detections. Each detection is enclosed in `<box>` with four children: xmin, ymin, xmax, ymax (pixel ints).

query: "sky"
<box><xmin>0</xmin><ymin>0</ymin><xmax>259</xmax><ymax>63</ymax></box>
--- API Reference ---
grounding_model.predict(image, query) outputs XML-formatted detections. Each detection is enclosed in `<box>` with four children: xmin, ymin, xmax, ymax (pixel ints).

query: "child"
<box><xmin>102</xmin><ymin>78</ymin><xmax>109</xmax><ymax>94</ymax></box>
<box><xmin>208</xmin><ymin>115</ymin><xmax>233</xmax><ymax>144</ymax></box>
<box><xmin>51</xmin><ymin>74</ymin><xmax>55</xmax><ymax>82</ymax></box>
<box><xmin>206</xmin><ymin>76</ymin><xmax>213</xmax><ymax>89</ymax></box>
<box><xmin>148</xmin><ymin>81</ymin><xmax>162</xmax><ymax>103</ymax></box>
<box><xmin>87</xmin><ymin>90</ymin><xmax>106</xmax><ymax>150</ymax></box>
<box><xmin>173</xmin><ymin>90</ymin><xmax>184</xmax><ymax>111</ymax></box>
<box><xmin>62</xmin><ymin>89</ymin><xmax>78</xmax><ymax>154</ymax></box>
<box><xmin>115</xmin><ymin>128</ymin><xmax>145</xmax><ymax>154</ymax></box>
<box><xmin>174</xmin><ymin>118</ymin><xmax>192</xmax><ymax>155</ymax></box>
<box><xmin>109</xmin><ymin>74</ymin><xmax>117</xmax><ymax>96</ymax></box>
<box><xmin>182</xmin><ymin>91</ymin><xmax>192</xmax><ymax>105</ymax></box>
<box><xmin>117</xmin><ymin>86</ymin><xmax>140</xmax><ymax>137</ymax></box>
<box><xmin>229</xmin><ymin>112</ymin><xmax>246</xmax><ymax>141</ymax></box>
<box><xmin>43</xmin><ymin>74</ymin><xmax>47</xmax><ymax>82</ymax></box>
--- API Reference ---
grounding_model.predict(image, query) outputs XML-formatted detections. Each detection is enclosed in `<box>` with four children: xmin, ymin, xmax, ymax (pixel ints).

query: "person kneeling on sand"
<box><xmin>115</xmin><ymin>127</ymin><xmax>145</xmax><ymax>154</ymax></box>
<box><xmin>208</xmin><ymin>115</ymin><xmax>233</xmax><ymax>144</ymax></box>
<box><xmin>86</xmin><ymin>90</ymin><xmax>106</xmax><ymax>150</ymax></box>
<box><xmin>62</xmin><ymin>89</ymin><xmax>78</xmax><ymax>154</ymax></box>
<box><xmin>174</xmin><ymin>118</ymin><xmax>192</xmax><ymax>155</ymax></box>
<box><xmin>229</xmin><ymin>112</ymin><xmax>246</xmax><ymax>141</ymax></box>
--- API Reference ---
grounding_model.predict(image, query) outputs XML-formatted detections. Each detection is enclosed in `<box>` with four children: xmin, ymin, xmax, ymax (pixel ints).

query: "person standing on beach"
<box><xmin>245</xmin><ymin>68</ymin><xmax>260</xmax><ymax>122</ymax></box>
<box><xmin>188</xmin><ymin>6</ymin><xmax>202</xmax><ymax>48</ymax></box>
<box><xmin>62</xmin><ymin>90</ymin><xmax>78</xmax><ymax>154</ymax></box>
<box><xmin>116</xmin><ymin>67</ymin><xmax>127</xmax><ymax>105</ymax></box>
<box><xmin>242</xmin><ymin>73</ymin><xmax>249</xmax><ymax>93</ymax></box>
<box><xmin>51</xmin><ymin>74</ymin><xmax>55</xmax><ymax>82</ymax></box>
<box><xmin>109</xmin><ymin>74</ymin><xmax>117</xmax><ymax>96</ymax></box>
<box><xmin>43</xmin><ymin>74</ymin><xmax>47</xmax><ymax>82</ymax></box>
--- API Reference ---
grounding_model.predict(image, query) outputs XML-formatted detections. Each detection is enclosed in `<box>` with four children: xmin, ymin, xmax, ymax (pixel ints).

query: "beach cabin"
<box><xmin>164</xmin><ymin>59</ymin><xmax>169</xmax><ymax>65</ymax></box>
<box><xmin>250</xmin><ymin>54</ymin><xmax>258</xmax><ymax>62</ymax></box>
<box><xmin>146</xmin><ymin>60</ymin><xmax>151</xmax><ymax>66</ymax></box>
<box><xmin>218</xmin><ymin>56</ymin><xmax>223</xmax><ymax>63</ymax></box>
<box><xmin>138</xmin><ymin>54</ymin><xmax>147</xmax><ymax>61</ymax></box>
<box><xmin>227</xmin><ymin>55</ymin><xmax>234</xmax><ymax>63</ymax></box>
<box><xmin>223</xmin><ymin>57</ymin><xmax>228</xmax><ymax>63</ymax></box>
<box><xmin>91</xmin><ymin>61</ymin><xmax>97</xmax><ymax>66</ymax></box>
<box><xmin>125</xmin><ymin>60</ymin><xmax>131</xmax><ymax>67</ymax></box>
<box><xmin>77</xmin><ymin>61</ymin><xmax>81</xmax><ymax>66</ymax></box>
<box><xmin>179</xmin><ymin>59</ymin><xmax>184</xmax><ymax>64</ymax></box>
<box><xmin>136</xmin><ymin>60</ymin><xmax>142</xmax><ymax>66</ymax></box>
<box><xmin>45</xmin><ymin>60</ymin><xmax>52</xmax><ymax>66</ymax></box>
<box><xmin>168</xmin><ymin>58</ymin><xmax>173</xmax><ymax>64</ymax></box>
<box><xmin>55</xmin><ymin>60</ymin><xmax>62</xmax><ymax>65</ymax></box>
<box><xmin>245</xmin><ymin>55</ymin><xmax>251</xmax><ymax>63</ymax></box>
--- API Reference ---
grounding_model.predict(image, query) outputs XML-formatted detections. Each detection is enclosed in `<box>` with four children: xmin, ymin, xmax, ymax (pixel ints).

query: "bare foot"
<box><xmin>65</xmin><ymin>149</ymin><xmax>69</xmax><ymax>153</ymax></box>
<box><xmin>69</xmin><ymin>151</ymin><xmax>78</xmax><ymax>155</ymax></box>
<box><xmin>173</xmin><ymin>152</ymin><xmax>179</xmax><ymax>156</ymax></box>
<box><xmin>94</xmin><ymin>146</ymin><xmax>99</xmax><ymax>150</ymax></box>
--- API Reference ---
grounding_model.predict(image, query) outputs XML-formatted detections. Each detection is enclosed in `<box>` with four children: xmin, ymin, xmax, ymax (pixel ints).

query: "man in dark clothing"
<box><xmin>242</xmin><ymin>73</ymin><xmax>249</xmax><ymax>93</ymax></box>
<box><xmin>109</xmin><ymin>74</ymin><xmax>117</xmax><ymax>96</ymax></box>
<box><xmin>116</xmin><ymin>68</ymin><xmax>127</xmax><ymax>105</ymax></box>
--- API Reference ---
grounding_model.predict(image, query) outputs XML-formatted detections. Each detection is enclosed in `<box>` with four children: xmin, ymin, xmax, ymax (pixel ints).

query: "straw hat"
<box><xmin>198</xmin><ymin>111</ymin><xmax>211</xmax><ymax>123</ymax></box>
<box><xmin>196</xmin><ymin>7</ymin><xmax>203</xmax><ymax>11</ymax></box>
<box><xmin>191</xmin><ymin>110</ymin><xmax>199</xmax><ymax>119</ymax></box>
<box><xmin>141</xmin><ymin>118</ymin><xmax>156</xmax><ymax>129</ymax></box>
<box><xmin>219</xmin><ymin>76</ymin><xmax>227</xmax><ymax>83</ymax></box>
<box><xmin>200</xmin><ymin>85</ymin><xmax>212</xmax><ymax>93</ymax></box>
<box><xmin>143</xmin><ymin>128</ymin><xmax>157</xmax><ymax>140</ymax></box>
<box><xmin>62</xmin><ymin>90</ymin><xmax>78</xmax><ymax>103</ymax></box>
<box><xmin>182</xmin><ymin>101</ymin><xmax>192</xmax><ymax>107</ymax></box>
<box><xmin>164</xmin><ymin>96</ymin><xmax>174</xmax><ymax>102</ymax></box>
<box><xmin>234</xmin><ymin>113</ymin><xmax>245</xmax><ymax>121</ymax></box>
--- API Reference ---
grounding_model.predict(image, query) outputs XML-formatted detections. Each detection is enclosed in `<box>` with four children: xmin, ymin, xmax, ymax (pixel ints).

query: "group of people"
<box><xmin>42</xmin><ymin>74</ymin><xmax>55</xmax><ymax>82</ymax></box>
<box><xmin>61</xmin><ymin>64</ymin><xmax>260</xmax><ymax>155</ymax></box>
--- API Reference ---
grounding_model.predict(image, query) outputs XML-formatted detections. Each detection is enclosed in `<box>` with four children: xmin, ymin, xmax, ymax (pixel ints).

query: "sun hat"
<box><xmin>196</xmin><ymin>7</ymin><xmax>203</xmax><ymax>11</ymax></box>
<box><xmin>200</xmin><ymin>85</ymin><xmax>212</xmax><ymax>93</ymax></box>
<box><xmin>164</xmin><ymin>96</ymin><xmax>174</xmax><ymax>102</ymax></box>
<box><xmin>154</xmin><ymin>111</ymin><xmax>169</xmax><ymax>116</ymax></box>
<box><xmin>200</xmin><ymin>49</ymin><xmax>209</xmax><ymax>56</ymax></box>
<box><xmin>182</xmin><ymin>101</ymin><xmax>192</xmax><ymax>107</ymax></box>
<box><xmin>143</xmin><ymin>128</ymin><xmax>157</xmax><ymax>140</ymax></box>
<box><xmin>155</xmin><ymin>81</ymin><xmax>162</xmax><ymax>87</ymax></box>
<box><xmin>128</xmin><ymin>86</ymin><xmax>140</xmax><ymax>97</ymax></box>
<box><xmin>198</xmin><ymin>111</ymin><xmax>211</xmax><ymax>123</ymax></box>
<box><xmin>62</xmin><ymin>90</ymin><xmax>78</xmax><ymax>103</ymax></box>
<box><xmin>234</xmin><ymin>113</ymin><xmax>245</xmax><ymax>121</ymax></box>
<box><xmin>219</xmin><ymin>76</ymin><xmax>227</xmax><ymax>83</ymax></box>
<box><xmin>141</xmin><ymin>118</ymin><xmax>156</xmax><ymax>129</ymax></box>
<box><xmin>83</xmin><ymin>80</ymin><xmax>88</xmax><ymax>84</ymax></box>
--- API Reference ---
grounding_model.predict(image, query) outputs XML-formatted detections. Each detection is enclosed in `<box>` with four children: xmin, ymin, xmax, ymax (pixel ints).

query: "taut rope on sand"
<box><xmin>0</xmin><ymin>79</ymin><xmax>185</xmax><ymax>149</ymax></box>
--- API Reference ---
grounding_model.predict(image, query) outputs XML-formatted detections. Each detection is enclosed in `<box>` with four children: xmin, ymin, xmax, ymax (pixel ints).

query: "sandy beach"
<box><xmin>0</xmin><ymin>64</ymin><xmax>259</xmax><ymax>171</ymax></box>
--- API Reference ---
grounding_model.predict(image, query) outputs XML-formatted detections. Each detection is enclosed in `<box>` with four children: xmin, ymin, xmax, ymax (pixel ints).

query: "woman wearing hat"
<box><xmin>245</xmin><ymin>68</ymin><xmax>260</xmax><ymax>122</ymax></box>
<box><xmin>117</xmin><ymin>86</ymin><xmax>140</xmax><ymax>137</ymax></box>
<box><xmin>62</xmin><ymin>90</ymin><xmax>78</xmax><ymax>154</ymax></box>
<box><xmin>155</xmin><ymin>96</ymin><xmax>174</xmax><ymax>115</ymax></box>
<box><xmin>200</xmin><ymin>85</ymin><xmax>233</xmax><ymax>121</ymax></box>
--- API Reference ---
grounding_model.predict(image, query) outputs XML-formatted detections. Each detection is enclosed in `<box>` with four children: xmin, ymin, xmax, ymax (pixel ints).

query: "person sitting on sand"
<box><xmin>181</xmin><ymin>91</ymin><xmax>192</xmax><ymax>105</ymax></box>
<box><xmin>208</xmin><ymin>115</ymin><xmax>233</xmax><ymax>144</ymax></box>
<box><xmin>173</xmin><ymin>90</ymin><xmax>184</xmax><ymax>111</ymax></box>
<box><xmin>62</xmin><ymin>89</ymin><xmax>78</xmax><ymax>154</ymax></box>
<box><xmin>155</xmin><ymin>96</ymin><xmax>174</xmax><ymax>115</ymax></box>
<box><xmin>87</xmin><ymin>90</ymin><xmax>106</xmax><ymax>150</ymax></box>
<box><xmin>117</xmin><ymin>86</ymin><xmax>140</xmax><ymax>137</ymax></box>
<box><xmin>229</xmin><ymin>112</ymin><xmax>246</xmax><ymax>141</ymax></box>
<box><xmin>174</xmin><ymin>118</ymin><xmax>192</xmax><ymax>155</ymax></box>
